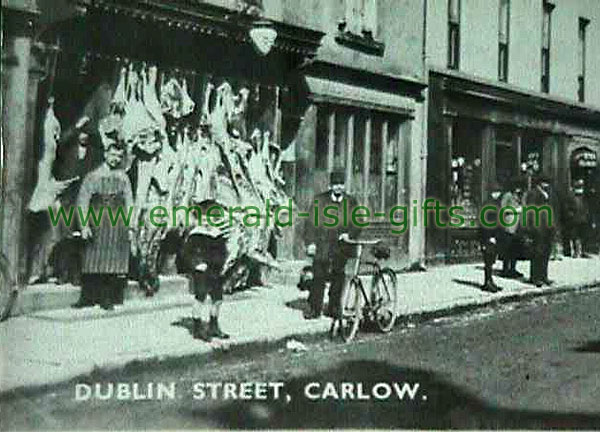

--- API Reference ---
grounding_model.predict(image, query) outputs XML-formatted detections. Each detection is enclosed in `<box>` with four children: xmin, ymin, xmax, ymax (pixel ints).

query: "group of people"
<box><xmin>480</xmin><ymin>175</ymin><xmax>598</xmax><ymax>292</ymax></box>
<box><xmin>28</xmin><ymin>63</ymin><xmax>289</xmax><ymax>341</ymax></box>
<box><xmin>298</xmin><ymin>170</ymin><xmax>599</xmax><ymax>322</ymax></box>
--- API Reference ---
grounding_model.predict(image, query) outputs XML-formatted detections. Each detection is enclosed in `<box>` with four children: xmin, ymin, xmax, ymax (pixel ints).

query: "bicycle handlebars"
<box><xmin>339</xmin><ymin>238</ymin><xmax>382</xmax><ymax>246</ymax></box>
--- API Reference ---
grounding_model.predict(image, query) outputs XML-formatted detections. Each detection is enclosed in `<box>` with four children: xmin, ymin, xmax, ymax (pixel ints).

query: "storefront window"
<box><xmin>450</xmin><ymin>121</ymin><xmax>482</xmax><ymax>221</ymax></box>
<box><xmin>521</xmin><ymin>132</ymin><xmax>544</xmax><ymax>178</ymax></box>
<box><xmin>318</xmin><ymin>105</ymin><xmax>404</xmax><ymax>213</ymax></box>
<box><xmin>496</xmin><ymin>128</ymin><xmax>515</xmax><ymax>188</ymax></box>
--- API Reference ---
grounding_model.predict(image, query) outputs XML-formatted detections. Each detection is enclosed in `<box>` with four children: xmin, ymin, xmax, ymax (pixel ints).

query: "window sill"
<box><xmin>335</xmin><ymin>30</ymin><xmax>385</xmax><ymax>57</ymax></box>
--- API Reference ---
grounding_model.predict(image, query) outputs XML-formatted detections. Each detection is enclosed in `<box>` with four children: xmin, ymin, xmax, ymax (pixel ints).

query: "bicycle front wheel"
<box><xmin>339</xmin><ymin>276</ymin><xmax>363</xmax><ymax>342</ymax></box>
<box><xmin>372</xmin><ymin>268</ymin><xmax>398</xmax><ymax>333</ymax></box>
<box><xmin>0</xmin><ymin>254</ymin><xmax>17</xmax><ymax>322</ymax></box>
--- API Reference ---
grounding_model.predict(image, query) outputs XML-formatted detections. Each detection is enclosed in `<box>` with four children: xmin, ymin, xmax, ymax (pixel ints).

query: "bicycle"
<box><xmin>0</xmin><ymin>252</ymin><xmax>18</xmax><ymax>322</ymax></box>
<box><xmin>330</xmin><ymin>238</ymin><xmax>399</xmax><ymax>342</ymax></box>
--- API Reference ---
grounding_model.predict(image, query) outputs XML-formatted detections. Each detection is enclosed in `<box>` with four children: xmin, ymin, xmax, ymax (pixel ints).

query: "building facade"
<box><xmin>425</xmin><ymin>0</ymin><xmax>600</xmax><ymax>262</ymax></box>
<box><xmin>268</xmin><ymin>0</ymin><xmax>428</xmax><ymax>265</ymax></box>
<box><xmin>1</xmin><ymin>0</ymin><xmax>428</xmax><ymax>288</ymax></box>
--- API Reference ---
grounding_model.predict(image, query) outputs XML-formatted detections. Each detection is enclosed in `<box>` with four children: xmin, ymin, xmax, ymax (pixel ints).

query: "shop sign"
<box><xmin>572</xmin><ymin>149</ymin><xmax>598</xmax><ymax>168</ymax></box>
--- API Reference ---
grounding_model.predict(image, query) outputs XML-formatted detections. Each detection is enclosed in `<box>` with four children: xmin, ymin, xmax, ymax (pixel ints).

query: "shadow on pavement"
<box><xmin>284</xmin><ymin>298</ymin><xmax>309</xmax><ymax>312</ymax></box>
<box><xmin>171</xmin><ymin>316</ymin><xmax>195</xmax><ymax>337</ymax></box>
<box><xmin>452</xmin><ymin>278</ymin><xmax>495</xmax><ymax>293</ymax></box>
<box><xmin>572</xmin><ymin>340</ymin><xmax>600</xmax><ymax>353</ymax></box>
<box><xmin>188</xmin><ymin>360</ymin><xmax>600</xmax><ymax>429</ymax></box>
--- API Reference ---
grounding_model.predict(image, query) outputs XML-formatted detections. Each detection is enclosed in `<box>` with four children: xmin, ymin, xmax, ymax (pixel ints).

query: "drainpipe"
<box><xmin>418</xmin><ymin>0</ymin><xmax>429</xmax><ymax>268</ymax></box>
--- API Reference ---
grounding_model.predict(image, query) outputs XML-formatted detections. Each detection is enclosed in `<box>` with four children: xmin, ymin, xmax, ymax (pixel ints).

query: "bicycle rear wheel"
<box><xmin>339</xmin><ymin>276</ymin><xmax>363</xmax><ymax>342</ymax></box>
<box><xmin>372</xmin><ymin>267</ymin><xmax>398</xmax><ymax>333</ymax></box>
<box><xmin>0</xmin><ymin>254</ymin><xmax>17</xmax><ymax>322</ymax></box>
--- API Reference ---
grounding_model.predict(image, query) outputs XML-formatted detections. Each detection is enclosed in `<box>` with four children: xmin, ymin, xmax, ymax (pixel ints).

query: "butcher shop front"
<box><xmin>21</xmin><ymin>0</ymin><xmax>324</xmax><ymax>292</ymax></box>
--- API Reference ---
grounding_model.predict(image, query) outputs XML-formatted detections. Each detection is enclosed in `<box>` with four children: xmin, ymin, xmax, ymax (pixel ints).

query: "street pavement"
<box><xmin>1</xmin><ymin>256</ymin><xmax>599</xmax><ymax>395</ymax></box>
<box><xmin>2</xmin><ymin>285</ymin><xmax>600</xmax><ymax>430</ymax></box>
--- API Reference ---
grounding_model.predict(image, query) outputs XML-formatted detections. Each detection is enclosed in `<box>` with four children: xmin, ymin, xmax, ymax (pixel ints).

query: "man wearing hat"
<box><xmin>562</xmin><ymin>179</ymin><xmax>590</xmax><ymax>258</ymax></box>
<box><xmin>304</xmin><ymin>170</ymin><xmax>360</xmax><ymax>319</ymax></box>
<box><xmin>479</xmin><ymin>182</ymin><xmax>503</xmax><ymax>292</ymax></box>
<box><xmin>498</xmin><ymin>178</ymin><xmax>525</xmax><ymax>279</ymax></box>
<box><xmin>524</xmin><ymin>176</ymin><xmax>556</xmax><ymax>287</ymax></box>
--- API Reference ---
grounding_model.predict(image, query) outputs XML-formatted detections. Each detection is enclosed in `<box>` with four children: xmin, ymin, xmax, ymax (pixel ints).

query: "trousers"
<box><xmin>310</xmin><ymin>258</ymin><xmax>347</xmax><ymax>315</ymax></box>
<box><xmin>530</xmin><ymin>234</ymin><xmax>552</xmax><ymax>283</ymax></box>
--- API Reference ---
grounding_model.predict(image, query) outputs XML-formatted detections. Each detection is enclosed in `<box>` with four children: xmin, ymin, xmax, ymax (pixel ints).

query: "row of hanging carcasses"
<box><xmin>97</xmin><ymin>63</ymin><xmax>289</xmax><ymax>291</ymax></box>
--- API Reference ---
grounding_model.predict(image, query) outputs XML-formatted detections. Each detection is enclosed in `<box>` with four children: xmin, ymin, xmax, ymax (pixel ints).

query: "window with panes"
<box><xmin>316</xmin><ymin>105</ymin><xmax>407</xmax><ymax>214</ymax></box>
<box><xmin>448</xmin><ymin>0</ymin><xmax>461</xmax><ymax>69</ymax></box>
<box><xmin>541</xmin><ymin>1</ymin><xmax>554</xmax><ymax>93</ymax></box>
<box><xmin>498</xmin><ymin>0</ymin><xmax>510</xmax><ymax>82</ymax></box>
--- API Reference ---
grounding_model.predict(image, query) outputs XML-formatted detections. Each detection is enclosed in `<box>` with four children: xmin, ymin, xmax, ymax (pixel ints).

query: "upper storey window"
<box><xmin>498</xmin><ymin>0</ymin><xmax>510</xmax><ymax>82</ymax></box>
<box><xmin>448</xmin><ymin>0</ymin><xmax>461</xmax><ymax>69</ymax></box>
<box><xmin>578</xmin><ymin>17</ymin><xmax>589</xmax><ymax>102</ymax></box>
<box><xmin>337</xmin><ymin>0</ymin><xmax>384</xmax><ymax>56</ymax></box>
<box><xmin>541</xmin><ymin>1</ymin><xmax>554</xmax><ymax>93</ymax></box>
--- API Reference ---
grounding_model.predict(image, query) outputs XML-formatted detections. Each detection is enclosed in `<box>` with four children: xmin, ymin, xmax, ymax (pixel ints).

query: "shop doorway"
<box><xmin>570</xmin><ymin>146</ymin><xmax>598</xmax><ymax>188</ymax></box>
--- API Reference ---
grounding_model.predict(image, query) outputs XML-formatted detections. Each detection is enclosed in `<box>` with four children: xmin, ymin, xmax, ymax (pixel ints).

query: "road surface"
<box><xmin>2</xmin><ymin>288</ymin><xmax>600</xmax><ymax>430</ymax></box>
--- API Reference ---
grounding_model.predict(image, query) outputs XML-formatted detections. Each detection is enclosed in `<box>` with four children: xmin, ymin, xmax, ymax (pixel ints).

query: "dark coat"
<box><xmin>524</xmin><ymin>187</ymin><xmax>556</xmax><ymax>240</ymax></box>
<box><xmin>305</xmin><ymin>190</ymin><xmax>361</xmax><ymax>263</ymax></box>
<box><xmin>479</xmin><ymin>195</ymin><xmax>502</xmax><ymax>244</ymax></box>
<box><xmin>562</xmin><ymin>192</ymin><xmax>589</xmax><ymax>227</ymax></box>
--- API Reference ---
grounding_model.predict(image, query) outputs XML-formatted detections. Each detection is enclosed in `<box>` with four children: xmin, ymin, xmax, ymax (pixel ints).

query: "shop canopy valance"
<box><xmin>71</xmin><ymin>0</ymin><xmax>324</xmax><ymax>58</ymax></box>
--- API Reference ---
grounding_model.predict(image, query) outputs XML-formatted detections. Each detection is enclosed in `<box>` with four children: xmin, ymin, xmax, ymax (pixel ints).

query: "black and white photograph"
<box><xmin>1</xmin><ymin>0</ymin><xmax>600</xmax><ymax>430</ymax></box>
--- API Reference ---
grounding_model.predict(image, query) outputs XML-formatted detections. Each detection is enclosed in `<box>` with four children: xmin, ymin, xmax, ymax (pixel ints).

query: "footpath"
<box><xmin>1</xmin><ymin>257</ymin><xmax>600</xmax><ymax>395</ymax></box>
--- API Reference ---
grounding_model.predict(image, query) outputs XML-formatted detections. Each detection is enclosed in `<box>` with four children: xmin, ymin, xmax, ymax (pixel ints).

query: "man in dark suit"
<box><xmin>479</xmin><ymin>182</ymin><xmax>503</xmax><ymax>293</ymax></box>
<box><xmin>524</xmin><ymin>176</ymin><xmax>556</xmax><ymax>287</ymax></box>
<box><xmin>304</xmin><ymin>170</ymin><xmax>360</xmax><ymax>319</ymax></box>
<box><xmin>562</xmin><ymin>179</ymin><xmax>590</xmax><ymax>258</ymax></box>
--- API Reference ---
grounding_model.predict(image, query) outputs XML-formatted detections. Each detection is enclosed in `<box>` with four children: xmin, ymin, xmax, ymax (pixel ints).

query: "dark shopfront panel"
<box><xmin>426</xmin><ymin>71</ymin><xmax>600</xmax><ymax>263</ymax></box>
<box><xmin>38</xmin><ymin>4</ymin><xmax>319</xmax><ymax>144</ymax></box>
<box><xmin>30</xmin><ymin>2</ymin><xmax>324</xmax><ymax>267</ymax></box>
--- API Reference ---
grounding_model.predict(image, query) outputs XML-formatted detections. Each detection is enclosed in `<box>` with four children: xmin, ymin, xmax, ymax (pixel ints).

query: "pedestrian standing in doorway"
<box><xmin>570</xmin><ymin>179</ymin><xmax>590</xmax><ymax>258</ymax></box>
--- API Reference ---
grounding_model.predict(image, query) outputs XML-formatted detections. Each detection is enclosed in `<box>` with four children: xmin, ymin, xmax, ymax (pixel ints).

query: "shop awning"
<box><xmin>305</xmin><ymin>76</ymin><xmax>416</xmax><ymax>116</ymax></box>
<box><xmin>572</xmin><ymin>148</ymin><xmax>598</xmax><ymax>168</ymax></box>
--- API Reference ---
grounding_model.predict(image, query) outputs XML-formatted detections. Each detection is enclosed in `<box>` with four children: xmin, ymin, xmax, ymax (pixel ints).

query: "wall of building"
<box><xmin>206</xmin><ymin>0</ymin><xmax>426</xmax><ymax>81</ymax></box>
<box><xmin>426</xmin><ymin>0</ymin><xmax>600</xmax><ymax>107</ymax></box>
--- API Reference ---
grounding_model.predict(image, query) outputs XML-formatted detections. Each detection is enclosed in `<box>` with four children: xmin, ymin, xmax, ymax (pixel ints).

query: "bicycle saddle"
<box><xmin>371</xmin><ymin>245</ymin><xmax>391</xmax><ymax>260</ymax></box>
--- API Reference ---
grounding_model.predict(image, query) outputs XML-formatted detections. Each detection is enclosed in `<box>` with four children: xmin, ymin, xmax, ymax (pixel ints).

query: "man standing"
<box><xmin>498</xmin><ymin>179</ymin><xmax>524</xmax><ymax>278</ymax></box>
<box><xmin>524</xmin><ymin>176</ymin><xmax>555</xmax><ymax>287</ymax></box>
<box><xmin>304</xmin><ymin>171</ymin><xmax>360</xmax><ymax>319</ymax></box>
<box><xmin>570</xmin><ymin>179</ymin><xmax>590</xmax><ymax>258</ymax></box>
<box><xmin>479</xmin><ymin>182</ymin><xmax>503</xmax><ymax>293</ymax></box>
<box><xmin>73</xmin><ymin>141</ymin><xmax>133</xmax><ymax>310</ymax></box>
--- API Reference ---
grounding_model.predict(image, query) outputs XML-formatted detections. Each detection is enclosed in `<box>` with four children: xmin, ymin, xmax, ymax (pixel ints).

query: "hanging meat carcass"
<box><xmin>28</xmin><ymin>99</ymin><xmax>80</xmax><ymax>213</ymax></box>
<box><xmin>160</xmin><ymin>75</ymin><xmax>195</xmax><ymax>120</ymax></box>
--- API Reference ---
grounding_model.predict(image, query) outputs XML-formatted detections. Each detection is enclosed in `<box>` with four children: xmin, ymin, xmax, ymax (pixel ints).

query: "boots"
<box><xmin>192</xmin><ymin>318</ymin><xmax>212</xmax><ymax>342</ymax></box>
<box><xmin>209</xmin><ymin>316</ymin><xmax>230</xmax><ymax>339</ymax></box>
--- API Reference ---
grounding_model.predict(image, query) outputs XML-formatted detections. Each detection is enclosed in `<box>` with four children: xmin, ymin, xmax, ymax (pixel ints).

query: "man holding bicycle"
<box><xmin>304</xmin><ymin>170</ymin><xmax>360</xmax><ymax>320</ymax></box>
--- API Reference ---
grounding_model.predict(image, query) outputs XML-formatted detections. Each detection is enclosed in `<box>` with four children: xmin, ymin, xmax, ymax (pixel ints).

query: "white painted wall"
<box><xmin>426</xmin><ymin>0</ymin><xmax>600</xmax><ymax>107</ymax></box>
